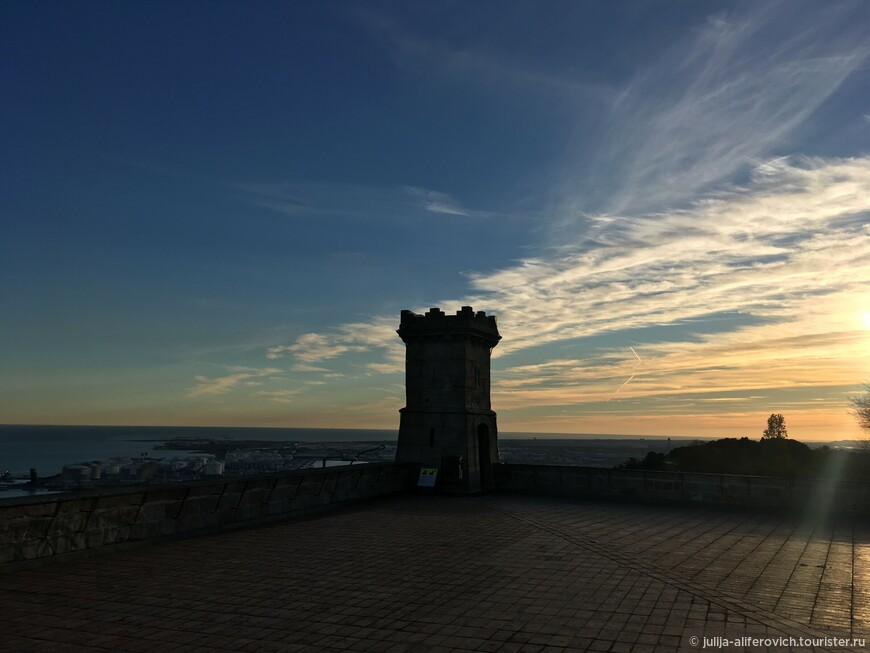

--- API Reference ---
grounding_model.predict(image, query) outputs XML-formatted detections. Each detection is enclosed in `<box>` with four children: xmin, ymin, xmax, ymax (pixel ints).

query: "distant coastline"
<box><xmin>0</xmin><ymin>423</ymin><xmax>714</xmax><ymax>440</ymax></box>
<box><xmin>0</xmin><ymin>424</ymin><xmax>856</xmax><ymax>477</ymax></box>
<box><xmin>0</xmin><ymin>424</ymin><xmax>705</xmax><ymax>479</ymax></box>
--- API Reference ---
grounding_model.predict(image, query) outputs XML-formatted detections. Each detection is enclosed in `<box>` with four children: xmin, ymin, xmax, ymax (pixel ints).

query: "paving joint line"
<box><xmin>741</xmin><ymin>513</ymin><xmax>804</xmax><ymax>601</ymax></box>
<box><xmin>715</xmin><ymin>515</ymin><xmax>788</xmax><ymax>594</ymax></box>
<box><xmin>770</xmin><ymin>518</ymin><xmax>820</xmax><ymax>615</ymax></box>
<box><xmin>683</xmin><ymin>512</ymin><xmax>771</xmax><ymax>581</ymax></box>
<box><xmin>808</xmin><ymin>521</ymin><xmax>837</xmax><ymax>631</ymax></box>
<box><xmin>487</xmin><ymin>502</ymin><xmax>862</xmax><ymax>652</ymax></box>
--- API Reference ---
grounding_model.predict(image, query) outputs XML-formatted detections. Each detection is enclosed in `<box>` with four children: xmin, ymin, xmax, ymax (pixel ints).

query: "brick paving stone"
<box><xmin>1</xmin><ymin>494</ymin><xmax>868</xmax><ymax>652</ymax></box>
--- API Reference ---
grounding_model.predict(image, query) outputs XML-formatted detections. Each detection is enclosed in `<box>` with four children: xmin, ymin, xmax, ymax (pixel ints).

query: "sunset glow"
<box><xmin>2</xmin><ymin>2</ymin><xmax>868</xmax><ymax>440</ymax></box>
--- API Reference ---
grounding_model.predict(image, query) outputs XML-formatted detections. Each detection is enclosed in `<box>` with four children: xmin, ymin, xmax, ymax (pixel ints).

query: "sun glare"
<box><xmin>863</xmin><ymin>311</ymin><xmax>870</xmax><ymax>330</ymax></box>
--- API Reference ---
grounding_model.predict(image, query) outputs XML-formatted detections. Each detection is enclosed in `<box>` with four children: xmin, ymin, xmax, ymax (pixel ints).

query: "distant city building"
<box><xmin>224</xmin><ymin>451</ymin><xmax>289</xmax><ymax>473</ymax></box>
<box><xmin>204</xmin><ymin>460</ymin><xmax>225</xmax><ymax>476</ymax></box>
<box><xmin>120</xmin><ymin>461</ymin><xmax>156</xmax><ymax>482</ymax></box>
<box><xmin>62</xmin><ymin>465</ymin><xmax>92</xmax><ymax>482</ymax></box>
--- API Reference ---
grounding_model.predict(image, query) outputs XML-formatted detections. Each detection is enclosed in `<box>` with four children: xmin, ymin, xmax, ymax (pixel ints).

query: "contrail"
<box><xmin>608</xmin><ymin>374</ymin><xmax>636</xmax><ymax>400</ymax></box>
<box><xmin>606</xmin><ymin>346</ymin><xmax>643</xmax><ymax>402</ymax></box>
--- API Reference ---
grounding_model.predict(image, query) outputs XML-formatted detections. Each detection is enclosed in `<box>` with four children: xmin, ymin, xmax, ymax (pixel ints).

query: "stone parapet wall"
<box><xmin>1</xmin><ymin>463</ymin><xmax>414</xmax><ymax>568</ymax></box>
<box><xmin>494</xmin><ymin>463</ymin><xmax>870</xmax><ymax>513</ymax></box>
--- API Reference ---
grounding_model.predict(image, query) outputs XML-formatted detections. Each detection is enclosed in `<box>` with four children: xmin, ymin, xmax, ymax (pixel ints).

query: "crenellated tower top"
<box><xmin>397</xmin><ymin>306</ymin><xmax>501</xmax><ymax>347</ymax></box>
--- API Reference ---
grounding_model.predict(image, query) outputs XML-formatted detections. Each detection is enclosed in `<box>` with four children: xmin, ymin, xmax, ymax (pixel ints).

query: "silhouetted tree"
<box><xmin>615</xmin><ymin>436</ymin><xmax>870</xmax><ymax>479</ymax></box>
<box><xmin>850</xmin><ymin>384</ymin><xmax>870</xmax><ymax>432</ymax></box>
<box><xmin>616</xmin><ymin>451</ymin><xmax>668</xmax><ymax>471</ymax></box>
<box><xmin>762</xmin><ymin>413</ymin><xmax>788</xmax><ymax>439</ymax></box>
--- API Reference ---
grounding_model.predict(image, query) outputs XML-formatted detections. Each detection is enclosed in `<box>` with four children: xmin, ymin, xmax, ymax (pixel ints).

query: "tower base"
<box><xmin>396</xmin><ymin>408</ymin><xmax>498</xmax><ymax>494</ymax></box>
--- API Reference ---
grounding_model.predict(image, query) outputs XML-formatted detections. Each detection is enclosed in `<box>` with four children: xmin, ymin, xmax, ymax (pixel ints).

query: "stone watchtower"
<box><xmin>395</xmin><ymin>306</ymin><xmax>501</xmax><ymax>493</ymax></box>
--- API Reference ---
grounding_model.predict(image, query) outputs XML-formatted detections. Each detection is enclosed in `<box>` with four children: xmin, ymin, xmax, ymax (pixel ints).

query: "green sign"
<box><xmin>417</xmin><ymin>467</ymin><xmax>438</xmax><ymax>487</ymax></box>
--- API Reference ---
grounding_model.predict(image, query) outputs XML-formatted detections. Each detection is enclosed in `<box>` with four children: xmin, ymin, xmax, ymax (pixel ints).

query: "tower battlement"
<box><xmin>398</xmin><ymin>306</ymin><xmax>501</xmax><ymax>346</ymax></box>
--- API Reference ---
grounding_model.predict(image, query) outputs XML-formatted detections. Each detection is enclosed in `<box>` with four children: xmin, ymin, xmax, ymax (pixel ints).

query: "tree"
<box><xmin>762</xmin><ymin>413</ymin><xmax>788</xmax><ymax>439</ymax></box>
<box><xmin>849</xmin><ymin>384</ymin><xmax>870</xmax><ymax>432</ymax></box>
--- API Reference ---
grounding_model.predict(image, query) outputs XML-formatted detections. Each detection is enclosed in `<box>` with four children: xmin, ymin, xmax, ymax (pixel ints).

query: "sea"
<box><xmin>0</xmin><ymin>424</ymin><xmax>407</xmax><ymax>499</ymax></box>
<box><xmin>0</xmin><ymin>425</ymin><xmax>847</xmax><ymax>500</ymax></box>
<box><xmin>0</xmin><ymin>423</ymin><xmax>692</xmax><ymax>476</ymax></box>
<box><xmin>0</xmin><ymin>424</ymin><xmax>402</xmax><ymax>478</ymax></box>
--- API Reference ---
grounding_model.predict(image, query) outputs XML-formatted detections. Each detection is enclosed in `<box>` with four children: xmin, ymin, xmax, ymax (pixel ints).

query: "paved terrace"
<box><xmin>1</xmin><ymin>494</ymin><xmax>868</xmax><ymax>653</ymax></box>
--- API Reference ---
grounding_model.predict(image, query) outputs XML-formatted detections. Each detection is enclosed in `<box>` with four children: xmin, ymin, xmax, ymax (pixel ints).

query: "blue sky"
<box><xmin>2</xmin><ymin>1</ymin><xmax>869</xmax><ymax>439</ymax></box>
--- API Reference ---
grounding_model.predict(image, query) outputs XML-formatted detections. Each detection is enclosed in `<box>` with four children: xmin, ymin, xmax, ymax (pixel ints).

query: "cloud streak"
<box><xmin>251</xmin><ymin>2</ymin><xmax>869</xmax><ymax>435</ymax></box>
<box><xmin>267</xmin><ymin>333</ymin><xmax>368</xmax><ymax>363</ymax></box>
<box><xmin>187</xmin><ymin>367</ymin><xmax>284</xmax><ymax>398</ymax></box>
<box><xmin>355</xmin><ymin>8</ymin><xmax>616</xmax><ymax>104</ymax></box>
<box><xmin>473</xmin><ymin>156</ymin><xmax>870</xmax><ymax>356</ymax></box>
<box><xmin>273</xmin><ymin>155</ymin><xmax>870</xmax><ymax>433</ymax></box>
<box><xmin>231</xmin><ymin>181</ymin><xmax>490</xmax><ymax>221</ymax></box>
<box><xmin>567</xmin><ymin>1</ymin><xmax>869</xmax><ymax>220</ymax></box>
<box><xmin>256</xmin><ymin>389</ymin><xmax>303</xmax><ymax>404</ymax></box>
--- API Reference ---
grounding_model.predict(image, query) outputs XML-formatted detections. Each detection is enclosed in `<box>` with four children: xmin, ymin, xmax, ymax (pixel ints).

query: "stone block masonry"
<box><xmin>0</xmin><ymin>462</ymin><xmax>414</xmax><ymax>568</ymax></box>
<box><xmin>494</xmin><ymin>463</ymin><xmax>870</xmax><ymax>513</ymax></box>
<box><xmin>396</xmin><ymin>306</ymin><xmax>501</xmax><ymax>493</ymax></box>
<box><xmin>7</xmin><ymin>460</ymin><xmax>870</xmax><ymax>573</ymax></box>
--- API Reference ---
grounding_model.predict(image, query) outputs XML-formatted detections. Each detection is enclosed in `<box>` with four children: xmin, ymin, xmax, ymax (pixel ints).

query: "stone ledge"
<box><xmin>0</xmin><ymin>462</ymin><xmax>415</xmax><ymax>569</ymax></box>
<box><xmin>494</xmin><ymin>463</ymin><xmax>870</xmax><ymax>513</ymax></box>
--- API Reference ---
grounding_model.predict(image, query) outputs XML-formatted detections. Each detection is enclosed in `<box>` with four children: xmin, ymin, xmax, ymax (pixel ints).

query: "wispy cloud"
<box><xmin>366</xmin><ymin>361</ymin><xmax>404</xmax><ymax>375</ymax></box>
<box><xmin>355</xmin><ymin>9</ymin><xmax>616</xmax><ymax>103</ymax></box>
<box><xmin>256</xmin><ymin>389</ymin><xmax>303</xmax><ymax>404</ymax></box>
<box><xmin>291</xmin><ymin>363</ymin><xmax>331</xmax><ymax>373</ymax></box>
<box><xmin>494</xmin><ymin>308</ymin><xmax>869</xmax><ymax>412</ymax></box>
<box><xmin>559</xmin><ymin>1</ymin><xmax>868</xmax><ymax>221</ymax></box>
<box><xmin>405</xmin><ymin>187</ymin><xmax>474</xmax><ymax>217</ymax></box>
<box><xmin>249</xmin><ymin>2</ymin><xmax>869</xmax><ymax>435</ymax></box>
<box><xmin>267</xmin><ymin>316</ymin><xmax>405</xmax><ymax>372</ymax></box>
<box><xmin>473</xmin><ymin>156</ymin><xmax>870</xmax><ymax>357</ymax></box>
<box><xmin>277</xmin><ymin>156</ymin><xmax>870</xmax><ymax>430</ymax></box>
<box><xmin>231</xmin><ymin>181</ymin><xmax>488</xmax><ymax>221</ymax></box>
<box><xmin>267</xmin><ymin>333</ymin><xmax>367</xmax><ymax>363</ymax></box>
<box><xmin>187</xmin><ymin>367</ymin><xmax>284</xmax><ymax>397</ymax></box>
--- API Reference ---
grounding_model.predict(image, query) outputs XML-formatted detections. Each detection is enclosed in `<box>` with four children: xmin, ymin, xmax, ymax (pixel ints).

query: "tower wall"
<box><xmin>395</xmin><ymin>306</ymin><xmax>501</xmax><ymax>493</ymax></box>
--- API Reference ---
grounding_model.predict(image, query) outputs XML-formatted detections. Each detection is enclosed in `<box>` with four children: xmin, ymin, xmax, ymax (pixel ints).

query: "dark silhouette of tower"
<box><xmin>395</xmin><ymin>306</ymin><xmax>501</xmax><ymax>493</ymax></box>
